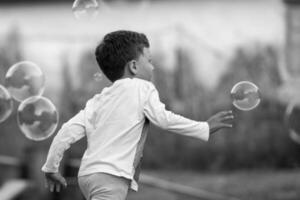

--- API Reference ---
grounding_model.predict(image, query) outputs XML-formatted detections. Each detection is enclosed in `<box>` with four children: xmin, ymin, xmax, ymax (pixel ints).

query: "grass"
<box><xmin>127</xmin><ymin>169</ymin><xmax>300</xmax><ymax>200</ymax></box>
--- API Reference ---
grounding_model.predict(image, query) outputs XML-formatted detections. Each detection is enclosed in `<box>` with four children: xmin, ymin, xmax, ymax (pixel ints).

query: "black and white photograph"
<box><xmin>0</xmin><ymin>0</ymin><xmax>300</xmax><ymax>200</ymax></box>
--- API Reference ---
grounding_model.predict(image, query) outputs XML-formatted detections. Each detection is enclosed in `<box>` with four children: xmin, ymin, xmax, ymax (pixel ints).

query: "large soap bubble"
<box><xmin>0</xmin><ymin>85</ymin><xmax>13</xmax><ymax>123</ymax></box>
<box><xmin>231</xmin><ymin>81</ymin><xmax>261</xmax><ymax>111</ymax></box>
<box><xmin>5</xmin><ymin>61</ymin><xmax>45</xmax><ymax>102</ymax></box>
<box><xmin>17</xmin><ymin>96</ymin><xmax>58</xmax><ymax>141</ymax></box>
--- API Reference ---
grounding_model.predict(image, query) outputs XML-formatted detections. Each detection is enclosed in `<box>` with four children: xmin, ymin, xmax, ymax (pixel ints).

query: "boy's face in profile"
<box><xmin>135</xmin><ymin>47</ymin><xmax>154</xmax><ymax>81</ymax></box>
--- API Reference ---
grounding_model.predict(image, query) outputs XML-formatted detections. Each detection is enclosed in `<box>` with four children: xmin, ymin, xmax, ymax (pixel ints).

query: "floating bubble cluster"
<box><xmin>1</xmin><ymin>61</ymin><xmax>59</xmax><ymax>141</ymax></box>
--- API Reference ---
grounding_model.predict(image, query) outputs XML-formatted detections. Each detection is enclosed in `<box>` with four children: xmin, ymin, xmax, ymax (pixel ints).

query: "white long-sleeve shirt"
<box><xmin>41</xmin><ymin>78</ymin><xmax>209</xmax><ymax>191</ymax></box>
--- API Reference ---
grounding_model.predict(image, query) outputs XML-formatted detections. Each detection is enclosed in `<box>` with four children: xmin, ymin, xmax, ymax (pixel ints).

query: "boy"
<box><xmin>42</xmin><ymin>30</ymin><xmax>234</xmax><ymax>200</ymax></box>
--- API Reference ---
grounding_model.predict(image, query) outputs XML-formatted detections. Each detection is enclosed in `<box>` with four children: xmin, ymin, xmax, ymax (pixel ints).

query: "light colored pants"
<box><xmin>78</xmin><ymin>173</ymin><xmax>130</xmax><ymax>200</ymax></box>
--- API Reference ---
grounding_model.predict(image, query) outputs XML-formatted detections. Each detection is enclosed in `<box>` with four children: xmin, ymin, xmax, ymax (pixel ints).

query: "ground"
<box><xmin>127</xmin><ymin>169</ymin><xmax>300</xmax><ymax>200</ymax></box>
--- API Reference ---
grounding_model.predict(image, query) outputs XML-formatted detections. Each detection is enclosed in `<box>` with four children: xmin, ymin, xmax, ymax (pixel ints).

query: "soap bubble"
<box><xmin>93</xmin><ymin>72</ymin><xmax>102</xmax><ymax>82</ymax></box>
<box><xmin>231</xmin><ymin>81</ymin><xmax>261</xmax><ymax>111</ymax></box>
<box><xmin>0</xmin><ymin>85</ymin><xmax>13</xmax><ymax>123</ymax></box>
<box><xmin>72</xmin><ymin>0</ymin><xmax>100</xmax><ymax>20</ymax></box>
<box><xmin>5</xmin><ymin>61</ymin><xmax>45</xmax><ymax>102</ymax></box>
<box><xmin>17</xmin><ymin>96</ymin><xmax>58</xmax><ymax>141</ymax></box>
<box><xmin>285</xmin><ymin>101</ymin><xmax>300</xmax><ymax>144</ymax></box>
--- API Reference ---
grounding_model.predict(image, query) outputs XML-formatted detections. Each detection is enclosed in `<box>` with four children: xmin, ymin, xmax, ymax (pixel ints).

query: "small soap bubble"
<box><xmin>5</xmin><ymin>61</ymin><xmax>45</xmax><ymax>102</ymax></box>
<box><xmin>231</xmin><ymin>81</ymin><xmax>261</xmax><ymax>111</ymax></box>
<box><xmin>0</xmin><ymin>85</ymin><xmax>13</xmax><ymax>123</ymax></box>
<box><xmin>72</xmin><ymin>0</ymin><xmax>100</xmax><ymax>20</ymax></box>
<box><xmin>17</xmin><ymin>96</ymin><xmax>58</xmax><ymax>141</ymax></box>
<box><xmin>93</xmin><ymin>72</ymin><xmax>103</xmax><ymax>82</ymax></box>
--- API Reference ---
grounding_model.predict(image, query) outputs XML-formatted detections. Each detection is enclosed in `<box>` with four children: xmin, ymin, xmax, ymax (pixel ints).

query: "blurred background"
<box><xmin>0</xmin><ymin>0</ymin><xmax>300</xmax><ymax>200</ymax></box>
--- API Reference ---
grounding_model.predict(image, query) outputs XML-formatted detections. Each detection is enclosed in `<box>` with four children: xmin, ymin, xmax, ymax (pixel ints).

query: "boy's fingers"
<box><xmin>45</xmin><ymin>180</ymin><xmax>49</xmax><ymax>188</ymax></box>
<box><xmin>56</xmin><ymin>184</ymin><xmax>61</xmax><ymax>193</ymax></box>
<box><xmin>221</xmin><ymin>110</ymin><xmax>232</xmax><ymax>115</ymax></box>
<box><xmin>61</xmin><ymin>180</ymin><xmax>67</xmax><ymax>188</ymax></box>
<box><xmin>223</xmin><ymin>115</ymin><xmax>234</xmax><ymax>120</ymax></box>
<box><xmin>222</xmin><ymin>123</ymin><xmax>233</xmax><ymax>128</ymax></box>
<box><xmin>58</xmin><ymin>176</ymin><xmax>67</xmax><ymax>187</ymax></box>
<box><xmin>216</xmin><ymin>111</ymin><xmax>232</xmax><ymax>118</ymax></box>
<box><xmin>63</xmin><ymin>179</ymin><xmax>67</xmax><ymax>188</ymax></box>
<box><xmin>49</xmin><ymin>183</ymin><xmax>54</xmax><ymax>192</ymax></box>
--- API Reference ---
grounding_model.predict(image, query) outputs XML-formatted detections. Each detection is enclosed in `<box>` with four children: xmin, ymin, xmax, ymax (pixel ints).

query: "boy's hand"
<box><xmin>44</xmin><ymin>172</ymin><xmax>67</xmax><ymax>192</ymax></box>
<box><xmin>207</xmin><ymin>110</ymin><xmax>234</xmax><ymax>135</ymax></box>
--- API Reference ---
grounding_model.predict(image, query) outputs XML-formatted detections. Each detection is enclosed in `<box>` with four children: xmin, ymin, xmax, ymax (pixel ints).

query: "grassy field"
<box><xmin>128</xmin><ymin>169</ymin><xmax>300</xmax><ymax>200</ymax></box>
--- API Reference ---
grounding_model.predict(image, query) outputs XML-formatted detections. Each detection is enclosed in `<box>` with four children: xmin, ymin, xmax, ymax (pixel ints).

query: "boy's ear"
<box><xmin>128</xmin><ymin>60</ymin><xmax>138</xmax><ymax>75</ymax></box>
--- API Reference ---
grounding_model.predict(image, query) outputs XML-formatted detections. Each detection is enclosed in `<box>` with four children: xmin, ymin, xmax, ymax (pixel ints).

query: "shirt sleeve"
<box><xmin>41</xmin><ymin>110</ymin><xmax>86</xmax><ymax>173</ymax></box>
<box><xmin>142</xmin><ymin>82</ymin><xmax>209</xmax><ymax>141</ymax></box>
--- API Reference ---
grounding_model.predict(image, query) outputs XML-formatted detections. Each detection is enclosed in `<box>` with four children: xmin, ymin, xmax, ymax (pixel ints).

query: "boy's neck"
<box><xmin>113</xmin><ymin>74</ymin><xmax>135</xmax><ymax>83</ymax></box>
<box><xmin>120</xmin><ymin>69</ymin><xmax>136</xmax><ymax>80</ymax></box>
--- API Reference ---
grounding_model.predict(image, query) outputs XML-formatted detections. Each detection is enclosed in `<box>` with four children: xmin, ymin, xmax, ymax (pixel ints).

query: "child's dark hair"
<box><xmin>95</xmin><ymin>30</ymin><xmax>150</xmax><ymax>82</ymax></box>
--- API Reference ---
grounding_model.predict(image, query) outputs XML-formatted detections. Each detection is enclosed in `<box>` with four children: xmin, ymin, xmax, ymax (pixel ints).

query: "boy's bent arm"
<box><xmin>143</xmin><ymin>84</ymin><xmax>209</xmax><ymax>141</ymax></box>
<box><xmin>41</xmin><ymin>124</ymin><xmax>85</xmax><ymax>172</ymax></box>
<box><xmin>42</xmin><ymin>110</ymin><xmax>86</xmax><ymax>173</ymax></box>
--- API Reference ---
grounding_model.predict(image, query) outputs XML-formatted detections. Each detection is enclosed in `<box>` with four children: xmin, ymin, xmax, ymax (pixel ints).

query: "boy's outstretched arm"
<box><xmin>42</xmin><ymin>111</ymin><xmax>86</xmax><ymax>192</ymax></box>
<box><xmin>142</xmin><ymin>82</ymin><xmax>234</xmax><ymax>140</ymax></box>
